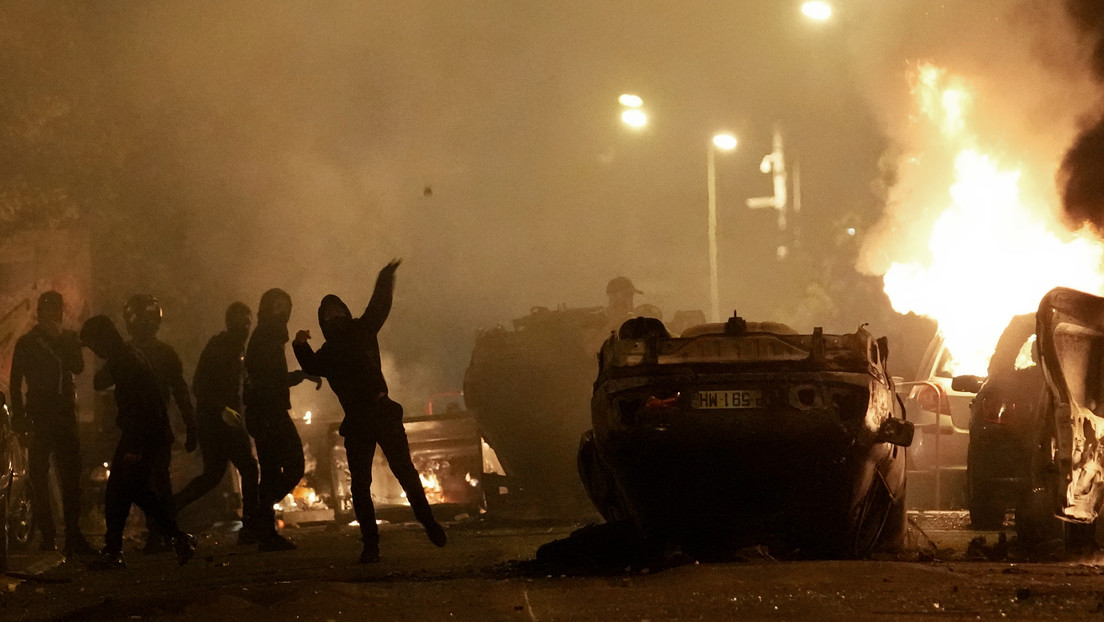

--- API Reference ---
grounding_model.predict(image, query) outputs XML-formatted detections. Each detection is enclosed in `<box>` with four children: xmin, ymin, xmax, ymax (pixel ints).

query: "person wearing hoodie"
<box><xmin>174</xmin><ymin>302</ymin><xmax>261</xmax><ymax>543</ymax></box>
<box><xmin>293</xmin><ymin>259</ymin><xmax>446</xmax><ymax>564</ymax></box>
<box><xmin>244</xmin><ymin>288</ymin><xmax>316</xmax><ymax>551</ymax></box>
<box><xmin>80</xmin><ymin>315</ymin><xmax>196</xmax><ymax>569</ymax></box>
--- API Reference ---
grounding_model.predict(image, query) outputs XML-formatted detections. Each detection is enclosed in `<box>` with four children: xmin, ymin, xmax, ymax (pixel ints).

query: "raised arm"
<box><xmin>361</xmin><ymin>259</ymin><xmax>401</xmax><ymax>334</ymax></box>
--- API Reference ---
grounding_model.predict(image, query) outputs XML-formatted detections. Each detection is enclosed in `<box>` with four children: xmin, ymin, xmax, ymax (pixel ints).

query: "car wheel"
<box><xmin>8</xmin><ymin>485</ymin><xmax>33</xmax><ymax>551</ymax></box>
<box><xmin>967</xmin><ymin>445</ymin><xmax>1004</xmax><ymax>530</ymax></box>
<box><xmin>1015</xmin><ymin>402</ymin><xmax>1065</xmax><ymax>551</ymax></box>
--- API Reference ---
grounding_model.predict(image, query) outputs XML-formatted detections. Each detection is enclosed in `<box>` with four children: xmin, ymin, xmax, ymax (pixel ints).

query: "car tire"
<box><xmin>876</xmin><ymin>484</ymin><xmax>907</xmax><ymax>553</ymax></box>
<box><xmin>1015</xmin><ymin>401</ymin><xmax>1065</xmax><ymax>551</ymax></box>
<box><xmin>967</xmin><ymin>451</ymin><xmax>1004</xmax><ymax>530</ymax></box>
<box><xmin>7</xmin><ymin>485</ymin><xmax>32</xmax><ymax>551</ymax></box>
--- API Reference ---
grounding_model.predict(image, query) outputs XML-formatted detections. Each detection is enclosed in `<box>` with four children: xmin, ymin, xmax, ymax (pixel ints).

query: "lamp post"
<box><xmin>707</xmin><ymin>133</ymin><xmax>738</xmax><ymax>322</ymax></box>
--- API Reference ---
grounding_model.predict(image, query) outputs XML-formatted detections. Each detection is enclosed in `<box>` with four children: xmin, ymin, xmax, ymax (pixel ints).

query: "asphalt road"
<box><xmin>4</xmin><ymin>511</ymin><xmax>1104</xmax><ymax>621</ymax></box>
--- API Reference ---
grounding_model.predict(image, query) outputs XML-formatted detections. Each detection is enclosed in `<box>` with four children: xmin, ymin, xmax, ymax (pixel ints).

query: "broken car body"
<box><xmin>578</xmin><ymin>316</ymin><xmax>913</xmax><ymax>558</ymax></box>
<box><xmin>1029</xmin><ymin>287</ymin><xmax>1104</xmax><ymax>532</ymax></box>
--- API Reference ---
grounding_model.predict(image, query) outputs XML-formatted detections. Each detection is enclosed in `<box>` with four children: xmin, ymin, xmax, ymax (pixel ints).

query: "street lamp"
<box><xmin>621</xmin><ymin>109</ymin><xmax>647</xmax><ymax>128</ymax></box>
<box><xmin>707</xmin><ymin>133</ymin><xmax>737</xmax><ymax>322</ymax></box>
<box><xmin>801</xmin><ymin>1</ymin><xmax>832</xmax><ymax>21</ymax></box>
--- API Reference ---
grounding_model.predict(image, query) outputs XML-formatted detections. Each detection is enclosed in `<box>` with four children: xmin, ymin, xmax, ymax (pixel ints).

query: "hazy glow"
<box><xmin>621</xmin><ymin>109</ymin><xmax>647</xmax><ymax>128</ymax></box>
<box><xmin>618</xmin><ymin>93</ymin><xmax>643</xmax><ymax>108</ymax></box>
<box><xmin>801</xmin><ymin>1</ymin><xmax>832</xmax><ymax>21</ymax></box>
<box><xmin>881</xmin><ymin>64</ymin><xmax>1104</xmax><ymax>375</ymax></box>
<box><xmin>712</xmin><ymin>133</ymin><xmax>738</xmax><ymax>150</ymax></box>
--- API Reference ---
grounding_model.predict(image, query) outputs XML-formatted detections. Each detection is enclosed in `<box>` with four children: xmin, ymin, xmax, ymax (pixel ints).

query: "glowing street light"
<box><xmin>621</xmin><ymin>108</ymin><xmax>648</xmax><ymax>128</ymax></box>
<box><xmin>707</xmin><ymin>133</ymin><xmax>738</xmax><ymax>322</ymax></box>
<box><xmin>618</xmin><ymin>93</ymin><xmax>643</xmax><ymax>108</ymax></box>
<box><xmin>801</xmin><ymin>1</ymin><xmax>832</xmax><ymax>20</ymax></box>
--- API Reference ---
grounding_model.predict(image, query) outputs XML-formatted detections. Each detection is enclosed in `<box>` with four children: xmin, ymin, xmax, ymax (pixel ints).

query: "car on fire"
<box><xmin>1013</xmin><ymin>287</ymin><xmax>1104</xmax><ymax>550</ymax></box>
<box><xmin>577</xmin><ymin>315</ymin><xmax>914</xmax><ymax>558</ymax></box>
<box><xmin>958</xmin><ymin>313</ymin><xmax>1041</xmax><ymax>530</ymax></box>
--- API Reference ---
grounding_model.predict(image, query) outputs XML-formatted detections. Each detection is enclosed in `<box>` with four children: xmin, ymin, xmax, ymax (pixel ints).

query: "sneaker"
<box><xmin>258</xmin><ymin>533</ymin><xmax>297</xmax><ymax>552</ymax></box>
<box><xmin>174</xmin><ymin>533</ymin><xmax>197</xmax><ymax>566</ymax></box>
<box><xmin>424</xmin><ymin>521</ymin><xmax>447</xmax><ymax>548</ymax></box>
<box><xmin>89</xmin><ymin>549</ymin><xmax>126</xmax><ymax>570</ymax></box>
<box><xmin>358</xmin><ymin>544</ymin><xmax>380</xmax><ymax>564</ymax></box>
<box><xmin>64</xmin><ymin>537</ymin><xmax>99</xmax><ymax>557</ymax></box>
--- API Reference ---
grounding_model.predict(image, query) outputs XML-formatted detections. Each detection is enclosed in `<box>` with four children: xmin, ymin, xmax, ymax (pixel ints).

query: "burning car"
<box><xmin>329</xmin><ymin>392</ymin><xmax>486</xmax><ymax>523</ymax></box>
<box><xmin>577</xmin><ymin>315</ymin><xmax>913</xmax><ymax>558</ymax></box>
<box><xmin>1016</xmin><ymin>288</ymin><xmax>1104</xmax><ymax>550</ymax></box>
<box><xmin>959</xmin><ymin>313</ymin><xmax>1040</xmax><ymax>530</ymax></box>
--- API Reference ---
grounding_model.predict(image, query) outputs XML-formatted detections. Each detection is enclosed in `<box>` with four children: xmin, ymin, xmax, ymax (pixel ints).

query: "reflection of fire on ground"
<box><xmin>867</xmin><ymin>63</ymin><xmax>1104</xmax><ymax>375</ymax></box>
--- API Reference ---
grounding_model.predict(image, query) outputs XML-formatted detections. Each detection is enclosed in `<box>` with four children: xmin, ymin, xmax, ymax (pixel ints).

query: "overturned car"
<box><xmin>577</xmin><ymin>315</ymin><xmax>913</xmax><ymax>558</ymax></box>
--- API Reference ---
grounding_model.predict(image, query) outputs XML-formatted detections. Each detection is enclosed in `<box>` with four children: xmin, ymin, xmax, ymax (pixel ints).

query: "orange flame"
<box><xmin>880</xmin><ymin>63</ymin><xmax>1104</xmax><ymax>375</ymax></box>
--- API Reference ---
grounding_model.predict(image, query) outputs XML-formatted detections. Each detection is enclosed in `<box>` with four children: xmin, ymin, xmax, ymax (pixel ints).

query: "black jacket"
<box><xmin>244</xmin><ymin>322</ymin><xmax>292</xmax><ymax>413</ymax></box>
<box><xmin>8</xmin><ymin>324</ymin><xmax>84</xmax><ymax>428</ymax></box>
<box><xmin>192</xmin><ymin>331</ymin><xmax>246</xmax><ymax>415</ymax></box>
<box><xmin>103</xmin><ymin>344</ymin><xmax>174</xmax><ymax>454</ymax></box>
<box><xmin>132</xmin><ymin>337</ymin><xmax>196</xmax><ymax>429</ymax></box>
<box><xmin>293</xmin><ymin>269</ymin><xmax>393</xmax><ymax>421</ymax></box>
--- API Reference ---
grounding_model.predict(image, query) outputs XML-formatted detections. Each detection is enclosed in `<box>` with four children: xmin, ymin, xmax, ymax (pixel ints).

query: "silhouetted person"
<box><xmin>8</xmin><ymin>291</ymin><xmax>96</xmax><ymax>557</ymax></box>
<box><xmin>98</xmin><ymin>294</ymin><xmax>198</xmax><ymax>553</ymax></box>
<box><xmin>174</xmin><ymin>302</ymin><xmax>261</xmax><ymax>542</ymax></box>
<box><xmin>244</xmin><ymin>288</ymin><xmax>315</xmax><ymax>551</ymax></box>
<box><xmin>81</xmin><ymin>315</ymin><xmax>195</xmax><ymax>569</ymax></box>
<box><xmin>293</xmin><ymin>260</ymin><xmax>446</xmax><ymax>563</ymax></box>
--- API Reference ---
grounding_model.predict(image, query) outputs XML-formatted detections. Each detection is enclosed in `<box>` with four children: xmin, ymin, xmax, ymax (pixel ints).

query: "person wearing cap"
<box><xmin>8</xmin><ymin>290</ymin><xmax>97</xmax><ymax>557</ymax></box>
<box><xmin>604</xmin><ymin>276</ymin><xmax>642</xmax><ymax>326</ymax></box>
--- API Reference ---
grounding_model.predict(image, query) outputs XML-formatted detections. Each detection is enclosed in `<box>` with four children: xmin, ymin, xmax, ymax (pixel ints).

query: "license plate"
<box><xmin>695</xmin><ymin>389</ymin><xmax>765</xmax><ymax>409</ymax></box>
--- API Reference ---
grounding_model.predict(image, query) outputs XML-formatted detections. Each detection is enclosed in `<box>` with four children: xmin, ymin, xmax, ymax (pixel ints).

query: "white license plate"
<box><xmin>695</xmin><ymin>390</ymin><xmax>765</xmax><ymax>409</ymax></box>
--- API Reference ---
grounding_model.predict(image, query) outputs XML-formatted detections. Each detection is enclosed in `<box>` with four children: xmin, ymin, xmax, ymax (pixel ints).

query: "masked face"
<box><xmin>227</xmin><ymin>310</ymin><xmax>252</xmax><ymax>341</ymax></box>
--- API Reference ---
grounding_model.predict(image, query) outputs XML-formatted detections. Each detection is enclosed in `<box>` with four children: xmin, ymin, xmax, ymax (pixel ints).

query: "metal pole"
<box><xmin>707</xmin><ymin>144</ymin><xmax>720</xmax><ymax>323</ymax></box>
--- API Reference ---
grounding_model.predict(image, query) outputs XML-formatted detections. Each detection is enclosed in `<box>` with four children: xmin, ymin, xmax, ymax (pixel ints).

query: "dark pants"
<box><xmin>143</xmin><ymin>444</ymin><xmax>174</xmax><ymax>543</ymax></box>
<box><xmin>175</xmin><ymin>409</ymin><xmax>259</xmax><ymax>525</ymax></box>
<box><xmin>27</xmin><ymin>423</ymin><xmax>84</xmax><ymax>545</ymax></box>
<box><xmin>104</xmin><ymin>443</ymin><xmax>182</xmax><ymax>553</ymax></box>
<box><xmin>246</xmin><ymin>408</ymin><xmax>304</xmax><ymax>534</ymax></box>
<box><xmin>344</xmin><ymin>399</ymin><xmax>433</xmax><ymax>547</ymax></box>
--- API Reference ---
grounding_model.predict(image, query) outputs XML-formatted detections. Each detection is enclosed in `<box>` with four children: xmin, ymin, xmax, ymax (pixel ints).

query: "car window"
<box><xmin>1014</xmin><ymin>334</ymin><xmax>1037</xmax><ymax>371</ymax></box>
<box><xmin>934</xmin><ymin>347</ymin><xmax>954</xmax><ymax>379</ymax></box>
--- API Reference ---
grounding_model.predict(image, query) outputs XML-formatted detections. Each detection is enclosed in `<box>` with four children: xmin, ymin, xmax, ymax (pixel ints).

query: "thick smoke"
<box><xmin>852</xmin><ymin>0</ymin><xmax>1100</xmax><ymax>276</ymax></box>
<box><xmin>1060</xmin><ymin>0</ymin><xmax>1104</xmax><ymax>233</ymax></box>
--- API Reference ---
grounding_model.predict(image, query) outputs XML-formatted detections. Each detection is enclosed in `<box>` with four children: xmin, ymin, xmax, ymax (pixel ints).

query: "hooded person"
<box><xmin>243</xmin><ymin>288</ymin><xmax>317</xmax><ymax>550</ymax></box>
<box><xmin>80</xmin><ymin>315</ymin><xmax>196</xmax><ymax>568</ymax></box>
<box><xmin>174</xmin><ymin>302</ymin><xmax>261</xmax><ymax>542</ymax></box>
<box><xmin>293</xmin><ymin>259</ymin><xmax>447</xmax><ymax>564</ymax></box>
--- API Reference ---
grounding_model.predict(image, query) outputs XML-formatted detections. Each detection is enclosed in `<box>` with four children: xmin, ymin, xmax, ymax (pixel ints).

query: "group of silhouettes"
<box><xmin>8</xmin><ymin>259</ymin><xmax>446</xmax><ymax>568</ymax></box>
